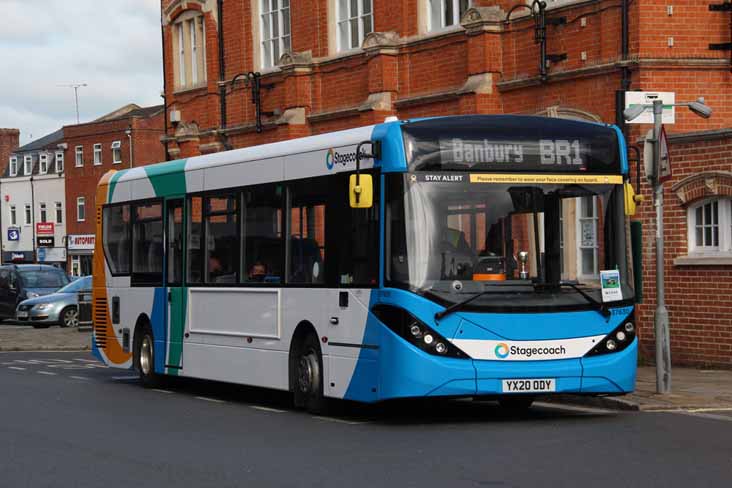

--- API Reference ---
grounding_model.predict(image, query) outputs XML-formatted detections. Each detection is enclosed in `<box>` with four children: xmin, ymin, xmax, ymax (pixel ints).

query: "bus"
<box><xmin>92</xmin><ymin>115</ymin><xmax>637</xmax><ymax>412</ymax></box>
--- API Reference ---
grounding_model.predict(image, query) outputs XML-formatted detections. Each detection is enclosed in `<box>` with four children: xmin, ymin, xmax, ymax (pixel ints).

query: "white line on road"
<box><xmin>687</xmin><ymin>407</ymin><xmax>732</xmax><ymax>413</ymax></box>
<box><xmin>38</xmin><ymin>371</ymin><xmax>57</xmax><ymax>376</ymax></box>
<box><xmin>250</xmin><ymin>405</ymin><xmax>286</xmax><ymax>413</ymax></box>
<box><xmin>73</xmin><ymin>358</ymin><xmax>98</xmax><ymax>363</ymax></box>
<box><xmin>534</xmin><ymin>402</ymin><xmax>613</xmax><ymax>415</ymax></box>
<box><xmin>312</xmin><ymin>416</ymin><xmax>366</xmax><ymax>425</ymax></box>
<box><xmin>152</xmin><ymin>389</ymin><xmax>174</xmax><ymax>394</ymax></box>
<box><xmin>70</xmin><ymin>376</ymin><xmax>90</xmax><ymax>381</ymax></box>
<box><xmin>111</xmin><ymin>375</ymin><xmax>139</xmax><ymax>381</ymax></box>
<box><xmin>8</xmin><ymin>366</ymin><xmax>26</xmax><ymax>371</ymax></box>
<box><xmin>195</xmin><ymin>396</ymin><xmax>226</xmax><ymax>404</ymax></box>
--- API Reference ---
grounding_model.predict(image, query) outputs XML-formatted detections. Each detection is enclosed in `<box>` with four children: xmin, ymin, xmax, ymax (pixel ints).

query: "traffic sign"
<box><xmin>643</xmin><ymin>128</ymin><xmax>671</xmax><ymax>182</ymax></box>
<box><xmin>625</xmin><ymin>91</ymin><xmax>675</xmax><ymax>124</ymax></box>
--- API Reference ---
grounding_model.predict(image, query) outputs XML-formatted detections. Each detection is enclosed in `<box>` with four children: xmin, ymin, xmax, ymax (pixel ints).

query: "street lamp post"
<box><xmin>624</xmin><ymin>96</ymin><xmax>712</xmax><ymax>394</ymax></box>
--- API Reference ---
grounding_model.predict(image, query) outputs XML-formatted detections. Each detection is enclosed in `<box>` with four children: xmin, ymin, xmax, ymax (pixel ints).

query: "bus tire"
<box><xmin>134</xmin><ymin>324</ymin><xmax>159</xmax><ymax>388</ymax></box>
<box><xmin>498</xmin><ymin>395</ymin><xmax>534</xmax><ymax>413</ymax></box>
<box><xmin>293</xmin><ymin>333</ymin><xmax>327</xmax><ymax>414</ymax></box>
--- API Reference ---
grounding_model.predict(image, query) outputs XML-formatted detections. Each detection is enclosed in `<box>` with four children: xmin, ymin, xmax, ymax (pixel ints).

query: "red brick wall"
<box><xmin>63</xmin><ymin>112</ymin><xmax>165</xmax><ymax>237</ymax></box>
<box><xmin>636</xmin><ymin>135</ymin><xmax>732</xmax><ymax>368</ymax></box>
<box><xmin>0</xmin><ymin>128</ymin><xmax>20</xmax><ymax>176</ymax></box>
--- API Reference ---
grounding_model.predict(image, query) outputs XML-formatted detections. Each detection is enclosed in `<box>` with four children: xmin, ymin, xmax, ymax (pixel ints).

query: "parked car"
<box><xmin>15</xmin><ymin>276</ymin><xmax>91</xmax><ymax>328</ymax></box>
<box><xmin>0</xmin><ymin>264</ymin><xmax>70</xmax><ymax>321</ymax></box>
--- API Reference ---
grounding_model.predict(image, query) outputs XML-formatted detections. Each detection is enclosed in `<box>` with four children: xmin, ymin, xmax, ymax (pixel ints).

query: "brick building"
<box><xmin>0</xmin><ymin>129</ymin><xmax>20</xmax><ymax>176</ymax></box>
<box><xmin>159</xmin><ymin>0</ymin><xmax>732</xmax><ymax>366</ymax></box>
<box><xmin>62</xmin><ymin>104</ymin><xmax>165</xmax><ymax>275</ymax></box>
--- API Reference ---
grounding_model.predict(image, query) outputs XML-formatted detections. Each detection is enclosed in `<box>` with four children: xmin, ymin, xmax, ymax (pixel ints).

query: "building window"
<box><xmin>55</xmin><ymin>151</ymin><xmax>64</xmax><ymax>173</ymax></box>
<box><xmin>688</xmin><ymin>199</ymin><xmax>732</xmax><ymax>254</ymax></box>
<box><xmin>24</xmin><ymin>204</ymin><xmax>32</xmax><ymax>225</ymax></box>
<box><xmin>337</xmin><ymin>0</ymin><xmax>373</xmax><ymax>51</ymax></box>
<box><xmin>93</xmin><ymin>143</ymin><xmax>102</xmax><ymax>165</ymax></box>
<box><xmin>55</xmin><ymin>202</ymin><xmax>63</xmax><ymax>224</ymax></box>
<box><xmin>429</xmin><ymin>0</ymin><xmax>470</xmax><ymax>31</ymax></box>
<box><xmin>77</xmin><ymin>197</ymin><xmax>86</xmax><ymax>222</ymax></box>
<box><xmin>111</xmin><ymin>140</ymin><xmax>122</xmax><ymax>164</ymax></box>
<box><xmin>39</xmin><ymin>153</ymin><xmax>48</xmax><ymax>174</ymax></box>
<box><xmin>9</xmin><ymin>205</ymin><xmax>16</xmax><ymax>226</ymax></box>
<box><xmin>173</xmin><ymin>13</ymin><xmax>206</xmax><ymax>90</ymax></box>
<box><xmin>261</xmin><ymin>0</ymin><xmax>291</xmax><ymax>68</ymax></box>
<box><xmin>40</xmin><ymin>203</ymin><xmax>47</xmax><ymax>223</ymax></box>
<box><xmin>24</xmin><ymin>155</ymin><xmax>32</xmax><ymax>175</ymax></box>
<box><xmin>75</xmin><ymin>146</ymin><xmax>83</xmax><ymax>167</ymax></box>
<box><xmin>9</xmin><ymin>156</ymin><xmax>17</xmax><ymax>176</ymax></box>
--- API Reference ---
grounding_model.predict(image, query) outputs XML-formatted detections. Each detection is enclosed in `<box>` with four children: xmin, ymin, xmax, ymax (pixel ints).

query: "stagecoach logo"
<box><xmin>495</xmin><ymin>343</ymin><xmax>510</xmax><ymax>359</ymax></box>
<box><xmin>325</xmin><ymin>148</ymin><xmax>372</xmax><ymax>170</ymax></box>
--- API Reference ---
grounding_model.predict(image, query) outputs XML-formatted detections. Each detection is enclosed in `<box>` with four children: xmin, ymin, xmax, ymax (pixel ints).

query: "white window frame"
<box><xmin>93</xmin><ymin>143</ymin><xmax>102</xmax><ymax>165</ymax></box>
<box><xmin>111</xmin><ymin>140</ymin><xmax>122</xmax><ymax>164</ymax></box>
<box><xmin>77</xmin><ymin>197</ymin><xmax>86</xmax><ymax>222</ymax></box>
<box><xmin>55</xmin><ymin>151</ymin><xmax>64</xmax><ymax>173</ymax></box>
<box><xmin>55</xmin><ymin>202</ymin><xmax>63</xmax><ymax>224</ymax></box>
<box><xmin>9</xmin><ymin>205</ymin><xmax>16</xmax><ymax>226</ymax></box>
<box><xmin>337</xmin><ymin>0</ymin><xmax>374</xmax><ymax>51</ymax></box>
<box><xmin>428</xmin><ymin>0</ymin><xmax>471</xmax><ymax>32</ymax></box>
<box><xmin>75</xmin><ymin>146</ymin><xmax>84</xmax><ymax>167</ymax></box>
<box><xmin>9</xmin><ymin>156</ymin><xmax>17</xmax><ymax>176</ymax></box>
<box><xmin>260</xmin><ymin>0</ymin><xmax>291</xmax><ymax>68</ymax></box>
<box><xmin>39</xmin><ymin>153</ymin><xmax>48</xmax><ymax>174</ymax></box>
<box><xmin>174</xmin><ymin>14</ymin><xmax>207</xmax><ymax>90</ymax></box>
<box><xmin>40</xmin><ymin>202</ymin><xmax>47</xmax><ymax>223</ymax></box>
<box><xmin>178</xmin><ymin>22</ymin><xmax>187</xmax><ymax>87</ymax></box>
<box><xmin>687</xmin><ymin>198</ymin><xmax>732</xmax><ymax>255</ymax></box>
<box><xmin>23</xmin><ymin>155</ymin><xmax>32</xmax><ymax>175</ymax></box>
<box><xmin>576</xmin><ymin>195</ymin><xmax>599</xmax><ymax>280</ymax></box>
<box><xmin>24</xmin><ymin>204</ymin><xmax>32</xmax><ymax>225</ymax></box>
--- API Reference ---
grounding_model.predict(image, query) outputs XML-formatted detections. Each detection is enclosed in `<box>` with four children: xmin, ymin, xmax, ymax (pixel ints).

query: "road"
<box><xmin>1</xmin><ymin>351</ymin><xmax>731</xmax><ymax>488</ymax></box>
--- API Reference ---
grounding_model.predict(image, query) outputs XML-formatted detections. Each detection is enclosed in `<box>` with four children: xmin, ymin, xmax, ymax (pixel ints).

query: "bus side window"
<box><xmin>187</xmin><ymin>196</ymin><xmax>204</xmax><ymax>283</ymax></box>
<box><xmin>288</xmin><ymin>178</ymin><xmax>328</xmax><ymax>285</ymax></box>
<box><xmin>242</xmin><ymin>184</ymin><xmax>283</xmax><ymax>284</ymax></box>
<box><xmin>337</xmin><ymin>172</ymin><xmax>379</xmax><ymax>286</ymax></box>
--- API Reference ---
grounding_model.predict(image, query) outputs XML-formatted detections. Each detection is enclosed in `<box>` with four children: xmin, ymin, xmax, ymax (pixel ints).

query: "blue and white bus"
<box><xmin>93</xmin><ymin>115</ymin><xmax>637</xmax><ymax>412</ymax></box>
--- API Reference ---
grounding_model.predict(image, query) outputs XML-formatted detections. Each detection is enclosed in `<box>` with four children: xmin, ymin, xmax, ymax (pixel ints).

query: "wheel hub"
<box><xmin>140</xmin><ymin>336</ymin><xmax>153</xmax><ymax>375</ymax></box>
<box><xmin>297</xmin><ymin>354</ymin><xmax>315</xmax><ymax>394</ymax></box>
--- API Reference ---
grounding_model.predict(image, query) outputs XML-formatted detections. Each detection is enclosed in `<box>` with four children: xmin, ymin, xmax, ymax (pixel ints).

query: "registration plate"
<box><xmin>502</xmin><ymin>378</ymin><xmax>556</xmax><ymax>393</ymax></box>
<box><xmin>16</xmin><ymin>311</ymin><xmax>28</xmax><ymax>319</ymax></box>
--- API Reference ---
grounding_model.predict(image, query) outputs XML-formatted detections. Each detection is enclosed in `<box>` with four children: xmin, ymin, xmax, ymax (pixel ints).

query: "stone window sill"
<box><xmin>674</xmin><ymin>255</ymin><xmax>732</xmax><ymax>266</ymax></box>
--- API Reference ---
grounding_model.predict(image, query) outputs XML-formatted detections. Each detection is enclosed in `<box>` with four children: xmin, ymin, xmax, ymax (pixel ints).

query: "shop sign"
<box><xmin>68</xmin><ymin>234</ymin><xmax>95</xmax><ymax>251</ymax></box>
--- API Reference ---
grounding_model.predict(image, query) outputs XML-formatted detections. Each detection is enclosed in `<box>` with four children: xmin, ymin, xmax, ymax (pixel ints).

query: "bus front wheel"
<box><xmin>293</xmin><ymin>334</ymin><xmax>326</xmax><ymax>414</ymax></box>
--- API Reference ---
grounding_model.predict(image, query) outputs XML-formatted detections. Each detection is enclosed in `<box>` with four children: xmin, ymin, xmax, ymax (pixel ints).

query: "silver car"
<box><xmin>16</xmin><ymin>276</ymin><xmax>92</xmax><ymax>328</ymax></box>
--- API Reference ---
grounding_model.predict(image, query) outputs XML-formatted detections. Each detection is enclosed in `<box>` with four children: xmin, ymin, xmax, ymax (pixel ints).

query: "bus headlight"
<box><xmin>584</xmin><ymin>313</ymin><xmax>636</xmax><ymax>357</ymax></box>
<box><xmin>372</xmin><ymin>304</ymin><xmax>469</xmax><ymax>359</ymax></box>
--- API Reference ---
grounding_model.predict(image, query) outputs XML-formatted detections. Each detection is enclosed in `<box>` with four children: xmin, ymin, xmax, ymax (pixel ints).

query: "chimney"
<box><xmin>0</xmin><ymin>129</ymin><xmax>20</xmax><ymax>175</ymax></box>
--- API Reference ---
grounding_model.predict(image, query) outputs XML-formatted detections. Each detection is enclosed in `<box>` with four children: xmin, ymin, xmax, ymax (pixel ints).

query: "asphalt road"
<box><xmin>1</xmin><ymin>351</ymin><xmax>731</xmax><ymax>488</ymax></box>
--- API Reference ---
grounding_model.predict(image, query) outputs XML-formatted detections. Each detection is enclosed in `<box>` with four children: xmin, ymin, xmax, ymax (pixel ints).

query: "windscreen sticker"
<box><xmin>469</xmin><ymin>174</ymin><xmax>623</xmax><ymax>185</ymax></box>
<box><xmin>600</xmin><ymin>269</ymin><xmax>623</xmax><ymax>303</ymax></box>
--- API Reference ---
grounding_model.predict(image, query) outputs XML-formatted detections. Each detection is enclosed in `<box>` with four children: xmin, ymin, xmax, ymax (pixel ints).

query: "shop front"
<box><xmin>67</xmin><ymin>234</ymin><xmax>95</xmax><ymax>277</ymax></box>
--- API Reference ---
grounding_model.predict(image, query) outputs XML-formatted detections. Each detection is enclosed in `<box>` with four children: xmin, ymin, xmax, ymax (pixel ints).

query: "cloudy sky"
<box><xmin>0</xmin><ymin>0</ymin><xmax>163</xmax><ymax>145</ymax></box>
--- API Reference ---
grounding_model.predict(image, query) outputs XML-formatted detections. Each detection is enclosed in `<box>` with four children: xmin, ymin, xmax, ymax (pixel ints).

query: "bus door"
<box><xmin>165</xmin><ymin>198</ymin><xmax>186</xmax><ymax>373</ymax></box>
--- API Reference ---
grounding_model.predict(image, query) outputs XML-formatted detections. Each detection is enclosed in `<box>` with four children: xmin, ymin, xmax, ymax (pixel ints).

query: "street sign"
<box><xmin>36</xmin><ymin>222</ymin><xmax>55</xmax><ymax>236</ymax></box>
<box><xmin>37</xmin><ymin>236</ymin><xmax>55</xmax><ymax>247</ymax></box>
<box><xmin>643</xmin><ymin>128</ymin><xmax>671</xmax><ymax>182</ymax></box>
<box><xmin>7</xmin><ymin>227</ymin><xmax>20</xmax><ymax>241</ymax></box>
<box><xmin>625</xmin><ymin>91</ymin><xmax>675</xmax><ymax>124</ymax></box>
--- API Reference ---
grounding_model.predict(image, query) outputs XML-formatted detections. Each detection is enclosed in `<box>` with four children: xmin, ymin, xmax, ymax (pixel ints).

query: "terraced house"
<box><xmin>159</xmin><ymin>0</ymin><xmax>732</xmax><ymax>367</ymax></box>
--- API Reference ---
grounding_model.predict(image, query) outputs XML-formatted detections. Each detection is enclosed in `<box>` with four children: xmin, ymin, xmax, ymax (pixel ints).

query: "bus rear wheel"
<box><xmin>293</xmin><ymin>334</ymin><xmax>326</xmax><ymax>414</ymax></box>
<box><xmin>134</xmin><ymin>325</ymin><xmax>159</xmax><ymax>388</ymax></box>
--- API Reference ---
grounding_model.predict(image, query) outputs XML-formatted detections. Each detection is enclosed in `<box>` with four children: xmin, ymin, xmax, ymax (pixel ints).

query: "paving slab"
<box><xmin>0</xmin><ymin>322</ymin><xmax>91</xmax><ymax>351</ymax></box>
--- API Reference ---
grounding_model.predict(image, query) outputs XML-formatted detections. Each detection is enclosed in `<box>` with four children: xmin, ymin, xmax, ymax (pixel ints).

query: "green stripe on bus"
<box><xmin>167</xmin><ymin>287</ymin><xmax>187</xmax><ymax>375</ymax></box>
<box><xmin>144</xmin><ymin>159</ymin><xmax>188</xmax><ymax>198</ymax></box>
<box><xmin>107</xmin><ymin>170</ymin><xmax>126</xmax><ymax>203</ymax></box>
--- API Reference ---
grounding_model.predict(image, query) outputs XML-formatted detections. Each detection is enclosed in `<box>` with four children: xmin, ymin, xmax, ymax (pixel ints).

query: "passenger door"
<box><xmin>165</xmin><ymin>198</ymin><xmax>186</xmax><ymax>374</ymax></box>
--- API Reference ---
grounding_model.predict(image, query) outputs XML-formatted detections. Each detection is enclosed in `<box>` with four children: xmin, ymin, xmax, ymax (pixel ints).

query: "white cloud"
<box><xmin>0</xmin><ymin>0</ymin><xmax>163</xmax><ymax>145</ymax></box>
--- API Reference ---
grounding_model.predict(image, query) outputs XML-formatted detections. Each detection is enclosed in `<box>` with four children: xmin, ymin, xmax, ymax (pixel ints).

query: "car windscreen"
<box><xmin>57</xmin><ymin>276</ymin><xmax>91</xmax><ymax>293</ymax></box>
<box><xmin>19</xmin><ymin>270</ymin><xmax>69</xmax><ymax>289</ymax></box>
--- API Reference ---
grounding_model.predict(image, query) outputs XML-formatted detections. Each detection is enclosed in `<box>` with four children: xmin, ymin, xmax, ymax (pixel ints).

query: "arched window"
<box><xmin>172</xmin><ymin>11</ymin><xmax>207</xmax><ymax>90</ymax></box>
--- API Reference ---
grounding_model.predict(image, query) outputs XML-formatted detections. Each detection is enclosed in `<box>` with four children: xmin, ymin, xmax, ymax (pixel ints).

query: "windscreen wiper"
<box><xmin>557</xmin><ymin>281</ymin><xmax>610</xmax><ymax>318</ymax></box>
<box><xmin>433</xmin><ymin>285</ymin><xmax>532</xmax><ymax>321</ymax></box>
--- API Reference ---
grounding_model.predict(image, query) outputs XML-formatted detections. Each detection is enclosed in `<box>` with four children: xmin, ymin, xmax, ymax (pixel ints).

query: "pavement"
<box><xmin>2</xmin><ymin>350</ymin><xmax>732</xmax><ymax>488</ymax></box>
<box><xmin>0</xmin><ymin>321</ymin><xmax>91</xmax><ymax>351</ymax></box>
<box><xmin>2</xmin><ymin>324</ymin><xmax>731</xmax><ymax>413</ymax></box>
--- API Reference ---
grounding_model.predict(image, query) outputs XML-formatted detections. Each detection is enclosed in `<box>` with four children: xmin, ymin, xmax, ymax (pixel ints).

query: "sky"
<box><xmin>0</xmin><ymin>0</ymin><xmax>163</xmax><ymax>146</ymax></box>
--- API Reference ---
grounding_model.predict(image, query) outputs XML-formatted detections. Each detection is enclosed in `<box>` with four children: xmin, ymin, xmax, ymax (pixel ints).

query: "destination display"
<box><xmin>401</xmin><ymin>115</ymin><xmax>621</xmax><ymax>173</ymax></box>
